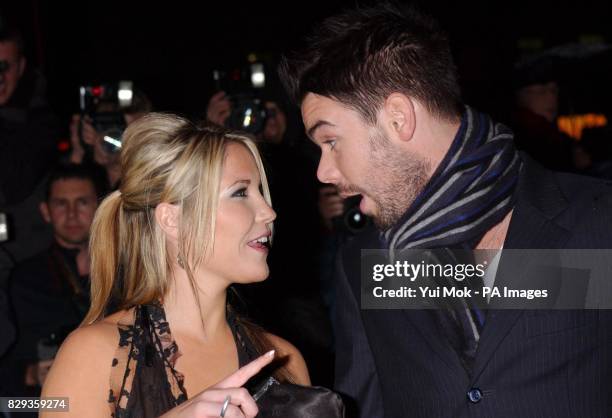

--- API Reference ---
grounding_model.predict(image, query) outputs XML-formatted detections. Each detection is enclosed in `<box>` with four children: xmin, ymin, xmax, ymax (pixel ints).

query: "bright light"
<box><xmin>557</xmin><ymin>114</ymin><xmax>608</xmax><ymax>140</ymax></box>
<box><xmin>104</xmin><ymin>136</ymin><xmax>122</xmax><ymax>149</ymax></box>
<box><xmin>243</xmin><ymin>108</ymin><xmax>253</xmax><ymax>128</ymax></box>
<box><xmin>118</xmin><ymin>81</ymin><xmax>133</xmax><ymax>107</ymax></box>
<box><xmin>0</xmin><ymin>224</ymin><xmax>6</xmax><ymax>234</ymax></box>
<box><xmin>251</xmin><ymin>63</ymin><xmax>265</xmax><ymax>88</ymax></box>
<box><xmin>118</xmin><ymin>89</ymin><xmax>133</xmax><ymax>102</ymax></box>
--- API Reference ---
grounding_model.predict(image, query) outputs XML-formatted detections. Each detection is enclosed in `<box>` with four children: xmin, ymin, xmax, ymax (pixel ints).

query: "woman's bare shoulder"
<box><xmin>264</xmin><ymin>332</ymin><xmax>311</xmax><ymax>386</ymax></box>
<box><xmin>54</xmin><ymin>309</ymin><xmax>130</xmax><ymax>362</ymax></box>
<box><xmin>40</xmin><ymin>309</ymin><xmax>132</xmax><ymax>418</ymax></box>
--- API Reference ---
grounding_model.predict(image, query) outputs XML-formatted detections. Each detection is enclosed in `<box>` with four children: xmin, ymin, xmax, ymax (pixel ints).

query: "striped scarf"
<box><xmin>382</xmin><ymin>106</ymin><xmax>522</xmax><ymax>372</ymax></box>
<box><xmin>383</xmin><ymin>106</ymin><xmax>522</xmax><ymax>253</ymax></box>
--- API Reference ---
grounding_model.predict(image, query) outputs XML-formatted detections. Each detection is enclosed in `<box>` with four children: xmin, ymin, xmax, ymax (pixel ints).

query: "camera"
<box><xmin>333</xmin><ymin>195</ymin><xmax>371</xmax><ymax>235</ymax></box>
<box><xmin>213</xmin><ymin>61</ymin><xmax>270</xmax><ymax>134</ymax></box>
<box><xmin>79</xmin><ymin>80</ymin><xmax>134</xmax><ymax>153</ymax></box>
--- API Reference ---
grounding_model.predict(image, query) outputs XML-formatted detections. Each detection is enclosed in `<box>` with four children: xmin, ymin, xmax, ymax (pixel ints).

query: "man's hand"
<box><xmin>318</xmin><ymin>185</ymin><xmax>344</xmax><ymax>231</ymax></box>
<box><xmin>68</xmin><ymin>115</ymin><xmax>86</xmax><ymax>163</ymax></box>
<box><xmin>69</xmin><ymin>114</ymin><xmax>103</xmax><ymax>163</ymax></box>
<box><xmin>206</xmin><ymin>91</ymin><xmax>231</xmax><ymax>126</ymax></box>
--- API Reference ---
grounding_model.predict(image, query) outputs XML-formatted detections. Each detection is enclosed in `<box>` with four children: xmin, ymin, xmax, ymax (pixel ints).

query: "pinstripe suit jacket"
<box><xmin>333</xmin><ymin>157</ymin><xmax>612</xmax><ymax>418</ymax></box>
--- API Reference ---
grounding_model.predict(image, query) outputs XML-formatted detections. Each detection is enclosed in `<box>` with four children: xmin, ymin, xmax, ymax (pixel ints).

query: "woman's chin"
<box><xmin>233</xmin><ymin>267</ymin><xmax>270</xmax><ymax>285</ymax></box>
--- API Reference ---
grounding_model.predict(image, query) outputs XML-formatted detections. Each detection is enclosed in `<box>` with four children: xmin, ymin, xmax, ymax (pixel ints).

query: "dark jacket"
<box><xmin>334</xmin><ymin>156</ymin><xmax>612</xmax><ymax>418</ymax></box>
<box><xmin>1</xmin><ymin>243</ymin><xmax>89</xmax><ymax>398</ymax></box>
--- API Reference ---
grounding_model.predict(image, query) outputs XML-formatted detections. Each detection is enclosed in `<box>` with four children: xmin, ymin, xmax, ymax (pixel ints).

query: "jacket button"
<box><xmin>467</xmin><ymin>388</ymin><xmax>483</xmax><ymax>403</ymax></box>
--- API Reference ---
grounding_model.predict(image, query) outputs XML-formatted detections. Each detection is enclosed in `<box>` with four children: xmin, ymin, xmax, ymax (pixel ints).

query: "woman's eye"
<box><xmin>232</xmin><ymin>188</ymin><xmax>248</xmax><ymax>198</ymax></box>
<box><xmin>324</xmin><ymin>140</ymin><xmax>336</xmax><ymax>150</ymax></box>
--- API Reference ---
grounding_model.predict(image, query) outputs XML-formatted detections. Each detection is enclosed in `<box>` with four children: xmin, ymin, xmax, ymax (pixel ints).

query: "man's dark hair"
<box><xmin>45</xmin><ymin>164</ymin><xmax>107</xmax><ymax>202</ymax></box>
<box><xmin>0</xmin><ymin>17</ymin><xmax>25</xmax><ymax>57</ymax></box>
<box><xmin>278</xmin><ymin>3</ymin><xmax>462</xmax><ymax>124</ymax></box>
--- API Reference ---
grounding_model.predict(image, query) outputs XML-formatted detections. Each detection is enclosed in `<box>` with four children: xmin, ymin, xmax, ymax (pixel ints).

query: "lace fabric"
<box><xmin>108</xmin><ymin>303</ymin><xmax>253</xmax><ymax>418</ymax></box>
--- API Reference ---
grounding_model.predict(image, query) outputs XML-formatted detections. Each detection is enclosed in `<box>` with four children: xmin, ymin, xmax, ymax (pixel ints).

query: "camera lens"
<box><xmin>344</xmin><ymin>206</ymin><xmax>369</xmax><ymax>233</ymax></box>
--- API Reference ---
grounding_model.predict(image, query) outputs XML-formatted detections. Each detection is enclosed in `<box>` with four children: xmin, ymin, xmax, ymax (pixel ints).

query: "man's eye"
<box><xmin>323</xmin><ymin>140</ymin><xmax>336</xmax><ymax>150</ymax></box>
<box><xmin>232</xmin><ymin>188</ymin><xmax>248</xmax><ymax>198</ymax></box>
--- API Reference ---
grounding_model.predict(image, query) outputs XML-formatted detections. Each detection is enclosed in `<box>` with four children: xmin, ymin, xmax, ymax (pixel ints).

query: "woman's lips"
<box><xmin>247</xmin><ymin>241</ymin><xmax>269</xmax><ymax>252</ymax></box>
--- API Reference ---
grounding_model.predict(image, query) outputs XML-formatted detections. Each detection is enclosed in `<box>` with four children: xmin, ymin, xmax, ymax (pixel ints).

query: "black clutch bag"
<box><xmin>252</xmin><ymin>377</ymin><xmax>345</xmax><ymax>418</ymax></box>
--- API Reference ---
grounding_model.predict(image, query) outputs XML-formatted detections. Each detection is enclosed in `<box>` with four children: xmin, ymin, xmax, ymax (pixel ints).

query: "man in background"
<box><xmin>3</xmin><ymin>164</ymin><xmax>103</xmax><ymax>400</ymax></box>
<box><xmin>0</xmin><ymin>20</ymin><xmax>59</xmax><ymax>288</ymax></box>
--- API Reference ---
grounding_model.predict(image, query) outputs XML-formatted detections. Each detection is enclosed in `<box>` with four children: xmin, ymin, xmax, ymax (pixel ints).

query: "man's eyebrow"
<box><xmin>307</xmin><ymin>120</ymin><xmax>336</xmax><ymax>139</ymax></box>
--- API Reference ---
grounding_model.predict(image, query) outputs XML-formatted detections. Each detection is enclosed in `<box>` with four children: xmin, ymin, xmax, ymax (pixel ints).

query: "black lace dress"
<box><xmin>107</xmin><ymin>303</ymin><xmax>257</xmax><ymax>418</ymax></box>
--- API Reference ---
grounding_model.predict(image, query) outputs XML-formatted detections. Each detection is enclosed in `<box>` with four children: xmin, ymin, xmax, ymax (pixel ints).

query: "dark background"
<box><xmin>3</xmin><ymin>0</ymin><xmax>612</xmax><ymax>131</ymax></box>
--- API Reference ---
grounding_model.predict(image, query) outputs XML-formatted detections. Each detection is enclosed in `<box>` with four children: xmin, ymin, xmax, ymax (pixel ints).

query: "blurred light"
<box><xmin>92</xmin><ymin>86</ymin><xmax>102</xmax><ymax>97</ymax></box>
<box><xmin>104</xmin><ymin>136</ymin><xmax>122</xmax><ymax>149</ymax></box>
<box><xmin>57</xmin><ymin>140</ymin><xmax>70</xmax><ymax>152</ymax></box>
<box><xmin>251</xmin><ymin>63</ymin><xmax>265</xmax><ymax>88</ymax></box>
<box><xmin>118</xmin><ymin>80</ymin><xmax>133</xmax><ymax>107</ymax></box>
<box><xmin>243</xmin><ymin>108</ymin><xmax>253</xmax><ymax>128</ymax></box>
<box><xmin>118</xmin><ymin>89</ymin><xmax>133</xmax><ymax>102</ymax></box>
<box><xmin>557</xmin><ymin>114</ymin><xmax>608</xmax><ymax>140</ymax></box>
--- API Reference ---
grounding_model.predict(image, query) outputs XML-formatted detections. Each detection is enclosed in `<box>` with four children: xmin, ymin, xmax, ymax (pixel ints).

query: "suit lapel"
<box><xmin>470</xmin><ymin>157</ymin><xmax>571</xmax><ymax>382</ymax></box>
<box><xmin>400</xmin><ymin>309</ymin><xmax>469</xmax><ymax>382</ymax></box>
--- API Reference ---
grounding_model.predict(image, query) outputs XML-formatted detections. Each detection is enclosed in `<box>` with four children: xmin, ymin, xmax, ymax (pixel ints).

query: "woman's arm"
<box><xmin>40</xmin><ymin>323</ymin><xmax>117</xmax><ymax>418</ymax></box>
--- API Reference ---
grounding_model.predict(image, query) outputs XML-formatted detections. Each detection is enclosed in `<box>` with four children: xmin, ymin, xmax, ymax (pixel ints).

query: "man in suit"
<box><xmin>279</xmin><ymin>4</ymin><xmax>612</xmax><ymax>418</ymax></box>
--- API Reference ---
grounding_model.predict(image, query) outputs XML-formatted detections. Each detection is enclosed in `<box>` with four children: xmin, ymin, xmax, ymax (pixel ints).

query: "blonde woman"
<box><xmin>41</xmin><ymin>114</ymin><xmax>310</xmax><ymax>418</ymax></box>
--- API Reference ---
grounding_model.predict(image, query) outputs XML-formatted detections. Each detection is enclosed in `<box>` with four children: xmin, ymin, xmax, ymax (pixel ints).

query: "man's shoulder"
<box><xmin>518</xmin><ymin>156</ymin><xmax>612</xmax><ymax>217</ymax></box>
<box><xmin>543</xmin><ymin>170</ymin><xmax>612</xmax><ymax>221</ymax></box>
<box><xmin>10</xmin><ymin>248</ymin><xmax>52</xmax><ymax>282</ymax></box>
<box><xmin>516</xmin><ymin>161</ymin><xmax>612</xmax><ymax>246</ymax></box>
<box><xmin>555</xmin><ymin>170</ymin><xmax>612</xmax><ymax>203</ymax></box>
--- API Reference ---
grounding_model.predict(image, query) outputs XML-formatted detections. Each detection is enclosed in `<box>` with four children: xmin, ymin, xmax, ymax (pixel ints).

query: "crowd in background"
<box><xmin>1</xmin><ymin>10</ymin><xmax>612</xmax><ymax>416</ymax></box>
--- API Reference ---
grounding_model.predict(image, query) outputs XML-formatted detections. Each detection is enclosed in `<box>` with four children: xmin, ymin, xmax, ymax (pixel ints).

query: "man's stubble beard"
<box><xmin>366</xmin><ymin>129</ymin><xmax>431</xmax><ymax>230</ymax></box>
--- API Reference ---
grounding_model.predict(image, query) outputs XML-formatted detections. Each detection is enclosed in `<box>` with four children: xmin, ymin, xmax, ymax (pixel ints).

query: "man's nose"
<box><xmin>67</xmin><ymin>203</ymin><xmax>79</xmax><ymax>218</ymax></box>
<box><xmin>317</xmin><ymin>152</ymin><xmax>340</xmax><ymax>184</ymax></box>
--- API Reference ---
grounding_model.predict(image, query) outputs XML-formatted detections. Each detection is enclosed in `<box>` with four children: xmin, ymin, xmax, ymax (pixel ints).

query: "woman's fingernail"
<box><xmin>266</xmin><ymin>350</ymin><xmax>275</xmax><ymax>358</ymax></box>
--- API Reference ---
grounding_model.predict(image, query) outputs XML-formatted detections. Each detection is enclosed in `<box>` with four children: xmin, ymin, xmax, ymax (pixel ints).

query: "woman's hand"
<box><xmin>159</xmin><ymin>350</ymin><xmax>275</xmax><ymax>418</ymax></box>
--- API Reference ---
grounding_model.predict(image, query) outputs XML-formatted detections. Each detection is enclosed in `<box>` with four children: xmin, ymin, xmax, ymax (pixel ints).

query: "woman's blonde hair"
<box><xmin>83</xmin><ymin>113</ymin><xmax>271</xmax><ymax>324</ymax></box>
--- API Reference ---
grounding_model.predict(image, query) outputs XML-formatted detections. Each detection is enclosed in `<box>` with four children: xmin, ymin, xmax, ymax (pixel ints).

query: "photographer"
<box><xmin>68</xmin><ymin>87</ymin><xmax>152</xmax><ymax>190</ymax></box>
<box><xmin>3</xmin><ymin>164</ymin><xmax>103</xmax><ymax>401</ymax></box>
<box><xmin>0</xmin><ymin>21</ymin><xmax>59</xmax><ymax>285</ymax></box>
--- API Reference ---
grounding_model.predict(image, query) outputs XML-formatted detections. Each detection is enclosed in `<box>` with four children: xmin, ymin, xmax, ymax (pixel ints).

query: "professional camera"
<box><xmin>213</xmin><ymin>61</ymin><xmax>270</xmax><ymax>135</ymax></box>
<box><xmin>333</xmin><ymin>195</ymin><xmax>371</xmax><ymax>235</ymax></box>
<box><xmin>79</xmin><ymin>80</ymin><xmax>134</xmax><ymax>153</ymax></box>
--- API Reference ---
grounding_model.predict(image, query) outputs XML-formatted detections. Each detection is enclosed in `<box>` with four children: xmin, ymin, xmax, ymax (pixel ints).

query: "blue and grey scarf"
<box><xmin>383</xmin><ymin>106</ymin><xmax>522</xmax><ymax>252</ymax></box>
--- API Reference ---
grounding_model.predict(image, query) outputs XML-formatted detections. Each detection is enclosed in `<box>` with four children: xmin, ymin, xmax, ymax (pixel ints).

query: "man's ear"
<box><xmin>154</xmin><ymin>203</ymin><xmax>180</xmax><ymax>241</ymax></box>
<box><xmin>39</xmin><ymin>202</ymin><xmax>51</xmax><ymax>223</ymax></box>
<box><xmin>381</xmin><ymin>93</ymin><xmax>416</xmax><ymax>143</ymax></box>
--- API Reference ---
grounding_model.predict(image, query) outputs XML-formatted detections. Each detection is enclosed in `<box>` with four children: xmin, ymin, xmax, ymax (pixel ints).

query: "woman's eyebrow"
<box><xmin>229</xmin><ymin>179</ymin><xmax>251</xmax><ymax>187</ymax></box>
